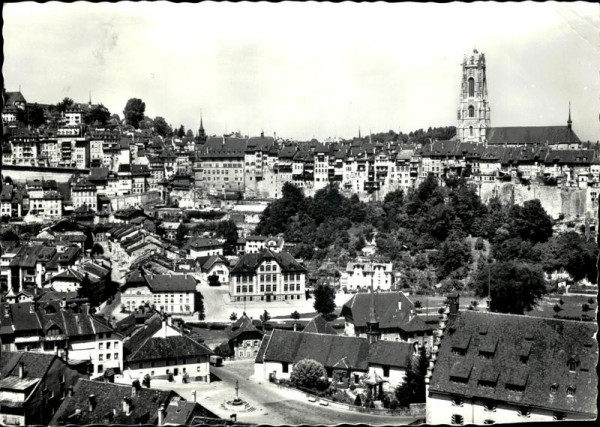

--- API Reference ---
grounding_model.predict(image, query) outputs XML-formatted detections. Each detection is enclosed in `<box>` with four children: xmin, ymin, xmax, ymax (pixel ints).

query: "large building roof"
<box><xmin>487</xmin><ymin>126</ymin><xmax>580</xmax><ymax>146</ymax></box>
<box><xmin>231</xmin><ymin>248</ymin><xmax>307</xmax><ymax>274</ymax></box>
<box><xmin>341</xmin><ymin>291</ymin><xmax>433</xmax><ymax>333</ymax></box>
<box><xmin>429</xmin><ymin>311</ymin><xmax>598</xmax><ymax>416</ymax></box>
<box><xmin>127</xmin><ymin>334</ymin><xmax>213</xmax><ymax>362</ymax></box>
<box><xmin>51</xmin><ymin>379</ymin><xmax>177</xmax><ymax>425</ymax></box>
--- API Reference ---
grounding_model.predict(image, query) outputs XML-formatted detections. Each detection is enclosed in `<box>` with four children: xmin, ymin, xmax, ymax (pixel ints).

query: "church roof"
<box><xmin>487</xmin><ymin>126</ymin><xmax>580</xmax><ymax>146</ymax></box>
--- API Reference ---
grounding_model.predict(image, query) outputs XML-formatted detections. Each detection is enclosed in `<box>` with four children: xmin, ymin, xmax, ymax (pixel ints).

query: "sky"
<box><xmin>3</xmin><ymin>1</ymin><xmax>599</xmax><ymax>141</ymax></box>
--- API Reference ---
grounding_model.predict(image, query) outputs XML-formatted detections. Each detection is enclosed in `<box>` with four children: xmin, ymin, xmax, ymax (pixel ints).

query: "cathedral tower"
<box><xmin>456</xmin><ymin>49</ymin><xmax>491</xmax><ymax>143</ymax></box>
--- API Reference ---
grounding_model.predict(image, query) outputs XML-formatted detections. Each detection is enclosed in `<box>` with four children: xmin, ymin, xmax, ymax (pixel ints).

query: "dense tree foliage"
<box><xmin>538</xmin><ymin>231</ymin><xmax>598</xmax><ymax>283</ymax></box>
<box><xmin>313</xmin><ymin>284</ymin><xmax>336</xmax><ymax>315</ymax></box>
<box><xmin>153</xmin><ymin>116</ymin><xmax>171</xmax><ymax>137</ymax></box>
<box><xmin>56</xmin><ymin>97</ymin><xmax>74</xmax><ymax>113</ymax></box>
<box><xmin>84</xmin><ymin>105</ymin><xmax>111</xmax><ymax>126</ymax></box>
<box><xmin>472</xmin><ymin>261</ymin><xmax>547</xmax><ymax>314</ymax></box>
<box><xmin>394</xmin><ymin>346</ymin><xmax>427</xmax><ymax>407</ymax></box>
<box><xmin>290</xmin><ymin>359</ymin><xmax>327</xmax><ymax>389</ymax></box>
<box><xmin>123</xmin><ymin>98</ymin><xmax>146</xmax><ymax>128</ymax></box>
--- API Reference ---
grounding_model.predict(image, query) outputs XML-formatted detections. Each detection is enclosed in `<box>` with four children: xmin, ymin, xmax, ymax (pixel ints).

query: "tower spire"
<box><xmin>567</xmin><ymin>101</ymin><xmax>572</xmax><ymax>130</ymax></box>
<box><xmin>366</xmin><ymin>261</ymin><xmax>380</xmax><ymax>345</ymax></box>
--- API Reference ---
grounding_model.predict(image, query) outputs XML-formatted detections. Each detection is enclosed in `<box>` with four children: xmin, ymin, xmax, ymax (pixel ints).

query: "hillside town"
<box><xmin>1</xmin><ymin>4</ymin><xmax>599</xmax><ymax>425</ymax></box>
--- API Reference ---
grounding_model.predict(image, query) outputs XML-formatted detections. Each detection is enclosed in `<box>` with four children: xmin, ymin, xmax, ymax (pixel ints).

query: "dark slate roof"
<box><xmin>5</xmin><ymin>91</ymin><xmax>26</xmax><ymax>106</ymax></box>
<box><xmin>429</xmin><ymin>311</ymin><xmax>598</xmax><ymax>416</ymax></box>
<box><xmin>368</xmin><ymin>340</ymin><xmax>412</xmax><ymax>368</ymax></box>
<box><xmin>226</xmin><ymin>314</ymin><xmax>264</xmax><ymax>341</ymax></box>
<box><xmin>9</xmin><ymin>245</ymin><xmax>57</xmax><ymax>268</ymax></box>
<box><xmin>230</xmin><ymin>248</ymin><xmax>307</xmax><ymax>274</ymax></box>
<box><xmin>184</xmin><ymin>237</ymin><xmax>224</xmax><ymax>251</ymax></box>
<box><xmin>487</xmin><ymin>126</ymin><xmax>580</xmax><ymax>145</ymax></box>
<box><xmin>259</xmin><ymin>329</ymin><xmax>370</xmax><ymax>372</ymax></box>
<box><xmin>145</xmin><ymin>274</ymin><xmax>197</xmax><ymax>292</ymax></box>
<box><xmin>51</xmin><ymin>379</ymin><xmax>177</xmax><ymax>425</ymax></box>
<box><xmin>303</xmin><ymin>315</ymin><xmax>337</xmax><ymax>335</ymax></box>
<box><xmin>196</xmin><ymin>255</ymin><xmax>229</xmax><ymax>272</ymax></box>
<box><xmin>128</xmin><ymin>335</ymin><xmax>213</xmax><ymax>362</ymax></box>
<box><xmin>0</xmin><ymin>351</ymin><xmax>57</xmax><ymax>379</ymax></box>
<box><xmin>341</xmin><ymin>292</ymin><xmax>432</xmax><ymax>333</ymax></box>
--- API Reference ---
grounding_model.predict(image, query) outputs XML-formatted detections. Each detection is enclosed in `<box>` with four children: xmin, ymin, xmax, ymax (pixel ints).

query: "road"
<box><xmin>153</xmin><ymin>359</ymin><xmax>419</xmax><ymax>426</ymax></box>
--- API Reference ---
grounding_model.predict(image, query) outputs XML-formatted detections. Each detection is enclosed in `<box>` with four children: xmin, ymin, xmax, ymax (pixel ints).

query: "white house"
<box><xmin>341</xmin><ymin>261</ymin><xmax>394</xmax><ymax>292</ymax></box>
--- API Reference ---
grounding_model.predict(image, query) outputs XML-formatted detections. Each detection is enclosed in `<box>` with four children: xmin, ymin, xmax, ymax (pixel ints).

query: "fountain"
<box><xmin>223</xmin><ymin>380</ymin><xmax>255</xmax><ymax>412</ymax></box>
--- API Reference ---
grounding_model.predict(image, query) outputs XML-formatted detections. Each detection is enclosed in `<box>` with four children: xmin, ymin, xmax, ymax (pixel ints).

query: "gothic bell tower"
<box><xmin>456</xmin><ymin>49</ymin><xmax>491</xmax><ymax>144</ymax></box>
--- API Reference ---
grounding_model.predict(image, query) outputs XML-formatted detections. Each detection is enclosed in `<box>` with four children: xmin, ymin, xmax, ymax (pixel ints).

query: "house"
<box><xmin>341</xmin><ymin>291</ymin><xmax>434</xmax><ymax>348</ymax></box>
<box><xmin>122</xmin><ymin>313</ymin><xmax>212</xmax><ymax>383</ymax></box>
<box><xmin>0</xmin><ymin>300</ymin><xmax>123</xmax><ymax>376</ymax></box>
<box><xmin>254</xmin><ymin>328</ymin><xmax>413</xmax><ymax>392</ymax></box>
<box><xmin>183</xmin><ymin>237</ymin><xmax>224</xmax><ymax>259</ymax></box>
<box><xmin>216</xmin><ymin>313</ymin><xmax>264</xmax><ymax>360</ymax></box>
<box><xmin>50</xmin><ymin>379</ymin><xmax>178</xmax><ymax>425</ymax></box>
<box><xmin>244</xmin><ymin>235</ymin><xmax>267</xmax><ymax>253</ymax></box>
<box><xmin>196</xmin><ymin>255</ymin><xmax>230</xmax><ymax>286</ymax></box>
<box><xmin>120</xmin><ymin>270</ymin><xmax>197</xmax><ymax>315</ymax></box>
<box><xmin>426</xmin><ymin>300</ymin><xmax>598</xmax><ymax>424</ymax></box>
<box><xmin>341</xmin><ymin>261</ymin><xmax>394</xmax><ymax>291</ymax></box>
<box><xmin>0</xmin><ymin>352</ymin><xmax>83</xmax><ymax>426</ymax></box>
<box><xmin>229</xmin><ymin>248</ymin><xmax>307</xmax><ymax>303</ymax></box>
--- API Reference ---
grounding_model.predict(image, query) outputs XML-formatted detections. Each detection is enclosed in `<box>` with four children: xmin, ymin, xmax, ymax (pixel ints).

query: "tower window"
<box><xmin>468</xmin><ymin>78</ymin><xmax>475</xmax><ymax>97</ymax></box>
<box><xmin>469</xmin><ymin>126</ymin><xmax>474</xmax><ymax>137</ymax></box>
<box><xmin>468</xmin><ymin>106</ymin><xmax>475</xmax><ymax>118</ymax></box>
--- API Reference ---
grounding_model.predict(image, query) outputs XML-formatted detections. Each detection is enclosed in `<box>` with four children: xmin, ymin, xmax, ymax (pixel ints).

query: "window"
<box><xmin>483</xmin><ymin>401</ymin><xmax>496</xmax><ymax>412</ymax></box>
<box><xmin>114</xmin><ymin>353</ymin><xmax>118</xmax><ymax>359</ymax></box>
<box><xmin>567</xmin><ymin>386</ymin><xmax>576</xmax><ymax>397</ymax></box>
<box><xmin>469</xmin><ymin>126</ymin><xmax>474</xmax><ymax>137</ymax></box>
<box><xmin>451</xmin><ymin>414</ymin><xmax>464</xmax><ymax>425</ymax></box>
<box><xmin>114</xmin><ymin>342</ymin><xmax>119</xmax><ymax>349</ymax></box>
<box><xmin>468</xmin><ymin>106</ymin><xmax>475</xmax><ymax>118</ymax></box>
<box><xmin>97</xmin><ymin>364</ymin><xmax>103</xmax><ymax>373</ymax></box>
<box><xmin>468</xmin><ymin>78</ymin><xmax>474</xmax><ymax>97</ymax></box>
<box><xmin>451</xmin><ymin>347</ymin><xmax>466</xmax><ymax>356</ymax></box>
<box><xmin>518</xmin><ymin>407</ymin><xmax>531</xmax><ymax>417</ymax></box>
<box><xmin>383</xmin><ymin>365</ymin><xmax>390</xmax><ymax>377</ymax></box>
<box><xmin>282</xmin><ymin>362</ymin><xmax>289</xmax><ymax>373</ymax></box>
<box><xmin>106</xmin><ymin>342</ymin><xmax>111</xmax><ymax>350</ymax></box>
<box><xmin>479</xmin><ymin>351</ymin><xmax>494</xmax><ymax>360</ymax></box>
<box><xmin>451</xmin><ymin>396</ymin><xmax>464</xmax><ymax>407</ymax></box>
<box><xmin>99</xmin><ymin>355</ymin><xmax>103</xmax><ymax>361</ymax></box>
<box><xmin>567</xmin><ymin>358</ymin><xmax>578</xmax><ymax>372</ymax></box>
<box><xmin>519</xmin><ymin>355</ymin><xmax>528</xmax><ymax>364</ymax></box>
<box><xmin>99</xmin><ymin>343</ymin><xmax>104</xmax><ymax>350</ymax></box>
<box><xmin>550</xmin><ymin>383</ymin><xmax>559</xmax><ymax>394</ymax></box>
<box><xmin>553</xmin><ymin>412</ymin><xmax>565</xmax><ymax>421</ymax></box>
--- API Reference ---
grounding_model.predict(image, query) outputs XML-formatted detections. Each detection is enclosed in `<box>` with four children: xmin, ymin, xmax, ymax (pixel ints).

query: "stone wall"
<box><xmin>479</xmin><ymin>181</ymin><xmax>595</xmax><ymax>220</ymax></box>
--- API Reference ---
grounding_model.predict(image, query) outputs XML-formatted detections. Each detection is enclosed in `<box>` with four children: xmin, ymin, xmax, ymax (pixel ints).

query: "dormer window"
<box><xmin>451</xmin><ymin>396</ymin><xmax>464</xmax><ymax>407</ymax></box>
<box><xmin>452</xmin><ymin>347</ymin><xmax>466</xmax><ymax>356</ymax></box>
<box><xmin>483</xmin><ymin>400</ymin><xmax>496</xmax><ymax>412</ymax></box>
<box><xmin>553</xmin><ymin>412</ymin><xmax>565</xmax><ymax>421</ymax></box>
<box><xmin>479</xmin><ymin>351</ymin><xmax>494</xmax><ymax>360</ymax></box>
<box><xmin>517</xmin><ymin>407</ymin><xmax>531</xmax><ymax>417</ymax></box>
<box><xmin>550</xmin><ymin>383</ymin><xmax>559</xmax><ymax>394</ymax></box>
<box><xmin>567</xmin><ymin>358</ymin><xmax>578</xmax><ymax>372</ymax></box>
<box><xmin>566</xmin><ymin>386</ymin><xmax>576</xmax><ymax>397</ymax></box>
<box><xmin>519</xmin><ymin>355</ymin><xmax>528</xmax><ymax>364</ymax></box>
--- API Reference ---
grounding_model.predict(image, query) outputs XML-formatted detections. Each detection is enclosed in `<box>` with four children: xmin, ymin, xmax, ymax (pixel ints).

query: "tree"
<box><xmin>394</xmin><ymin>347</ymin><xmax>427</xmax><ymax>407</ymax></box>
<box><xmin>215</xmin><ymin>220</ymin><xmax>238</xmax><ymax>255</ymax></box>
<box><xmin>123</xmin><ymin>98</ymin><xmax>146</xmax><ymax>128</ymax></box>
<box><xmin>153</xmin><ymin>116</ymin><xmax>171</xmax><ymax>137</ymax></box>
<box><xmin>313</xmin><ymin>284</ymin><xmax>336</xmax><ymax>315</ymax></box>
<box><xmin>175</xmin><ymin>224</ymin><xmax>187</xmax><ymax>247</ymax></box>
<box><xmin>538</xmin><ymin>231</ymin><xmax>598</xmax><ymax>284</ymax></box>
<box><xmin>208</xmin><ymin>274</ymin><xmax>221</xmax><ymax>286</ymax></box>
<box><xmin>508</xmin><ymin>199</ymin><xmax>553</xmax><ymax>243</ymax></box>
<box><xmin>186</xmin><ymin>129</ymin><xmax>194</xmax><ymax>137</ymax></box>
<box><xmin>83</xmin><ymin>104</ymin><xmax>111</xmax><ymax>126</ymax></box>
<box><xmin>230</xmin><ymin>312</ymin><xmax>238</xmax><ymax>321</ymax></box>
<box><xmin>26</xmin><ymin>103</ymin><xmax>46</xmax><ymax>127</ymax></box>
<box><xmin>291</xmin><ymin>310</ymin><xmax>300</xmax><ymax>320</ymax></box>
<box><xmin>56</xmin><ymin>97</ymin><xmax>74</xmax><ymax>113</ymax></box>
<box><xmin>77</xmin><ymin>273</ymin><xmax>96</xmax><ymax>305</ymax></box>
<box><xmin>177</xmin><ymin>125</ymin><xmax>185</xmax><ymax>138</ymax></box>
<box><xmin>289</xmin><ymin>359</ymin><xmax>326</xmax><ymax>389</ymax></box>
<box><xmin>194</xmin><ymin>292</ymin><xmax>205</xmax><ymax>320</ymax></box>
<box><xmin>91</xmin><ymin>243</ymin><xmax>104</xmax><ymax>256</ymax></box>
<box><xmin>472</xmin><ymin>261</ymin><xmax>547</xmax><ymax>314</ymax></box>
<box><xmin>260</xmin><ymin>310</ymin><xmax>271</xmax><ymax>323</ymax></box>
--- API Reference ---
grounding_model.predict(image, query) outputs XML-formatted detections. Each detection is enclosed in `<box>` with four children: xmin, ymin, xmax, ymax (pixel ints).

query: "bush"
<box><xmin>475</xmin><ymin>237</ymin><xmax>485</xmax><ymax>251</ymax></box>
<box><xmin>553</xmin><ymin>304</ymin><xmax>562</xmax><ymax>313</ymax></box>
<box><xmin>354</xmin><ymin>395</ymin><xmax>362</xmax><ymax>406</ymax></box>
<box><xmin>582</xmin><ymin>303</ymin><xmax>590</xmax><ymax>312</ymax></box>
<box><xmin>559</xmin><ymin>299</ymin><xmax>564</xmax><ymax>305</ymax></box>
<box><xmin>289</xmin><ymin>359</ymin><xmax>327</xmax><ymax>390</ymax></box>
<box><xmin>414</xmin><ymin>300</ymin><xmax>422</xmax><ymax>309</ymax></box>
<box><xmin>588</xmin><ymin>298</ymin><xmax>595</xmax><ymax>305</ymax></box>
<box><xmin>349</xmin><ymin>383</ymin><xmax>356</xmax><ymax>391</ymax></box>
<box><xmin>390</xmin><ymin>399</ymin><xmax>399</xmax><ymax>410</ymax></box>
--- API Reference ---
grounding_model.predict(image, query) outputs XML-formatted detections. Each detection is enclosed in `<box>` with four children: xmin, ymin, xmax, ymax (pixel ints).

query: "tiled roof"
<box><xmin>5</xmin><ymin>91</ymin><xmax>26</xmax><ymax>106</ymax></box>
<box><xmin>429</xmin><ymin>311</ymin><xmax>598</xmax><ymax>416</ymax></box>
<box><xmin>303</xmin><ymin>315</ymin><xmax>337</xmax><ymax>335</ymax></box>
<box><xmin>51</xmin><ymin>379</ymin><xmax>177</xmax><ymax>425</ymax></box>
<box><xmin>226</xmin><ymin>314</ymin><xmax>264</xmax><ymax>341</ymax></box>
<box><xmin>487</xmin><ymin>126</ymin><xmax>581</xmax><ymax>145</ymax></box>
<box><xmin>145</xmin><ymin>274</ymin><xmax>197</xmax><ymax>292</ymax></box>
<box><xmin>259</xmin><ymin>329</ymin><xmax>370</xmax><ymax>372</ymax></box>
<box><xmin>196</xmin><ymin>255</ymin><xmax>229</xmax><ymax>272</ymax></box>
<box><xmin>184</xmin><ymin>237</ymin><xmax>224</xmax><ymax>251</ymax></box>
<box><xmin>230</xmin><ymin>248</ymin><xmax>306</xmax><ymax>274</ymax></box>
<box><xmin>341</xmin><ymin>292</ymin><xmax>432</xmax><ymax>333</ymax></box>
<box><xmin>128</xmin><ymin>334</ymin><xmax>212</xmax><ymax>362</ymax></box>
<box><xmin>0</xmin><ymin>351</ymin><xmax>57</xmax><ymax>379</ymax></box>
<box><xmin>368</xmin><ymin>340</ymin><xmax>412</xmax><ymax>368</ymax></box>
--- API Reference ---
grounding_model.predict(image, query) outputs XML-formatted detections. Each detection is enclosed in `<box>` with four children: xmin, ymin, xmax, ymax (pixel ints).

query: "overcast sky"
<box><xmin>3</xmin><ymin>1</ymin><xmax>599</xmax><ymax>141</ymax></box>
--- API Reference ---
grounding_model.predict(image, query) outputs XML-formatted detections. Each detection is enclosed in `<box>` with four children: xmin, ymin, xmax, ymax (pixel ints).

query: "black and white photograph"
<box><xmin>1</xmin><ymin>1</ymin><xmax>598</xmax><ymax>425</ymax></box>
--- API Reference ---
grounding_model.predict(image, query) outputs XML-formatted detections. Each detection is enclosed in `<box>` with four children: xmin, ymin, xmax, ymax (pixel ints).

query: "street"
<box><xmin>147</xmin><ymin>359</ymin><xmax>419</xmax><ymax>426</ymax></box>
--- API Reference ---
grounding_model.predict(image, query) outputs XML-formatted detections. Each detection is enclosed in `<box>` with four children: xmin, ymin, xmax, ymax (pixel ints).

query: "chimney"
<box><xmin>409</xmin><ymin>309</ymin><xmax>415</xmax><ymax>322</ymax></box>
<box><xmin>18</xmin><ymin>362</ymin><xmax>25</xmax><ymax>379</ymax></box>
<box><xmin>29</xmin><ymin>303</ymin><xmax>35</xmax><ymax>314</ymax></box>
<box><xmin>398</xmin><ymin>300</ymin><xmax>402</xmax><ymax>311</ymax></box>
<box><xmin>68</xmin><ymin>386</ymin><xmax>74</xmax><ymax>398</ymax></box>
<box><xmin>157</xmin><ymin>403</ymin><xmax>165</xmax><ymax>425</ymax></box>
<box><xmin>293</xmin><ymin>323</ymin><xmax>297</xmax><ymax>332</ymax></box>
<box><xmin>122</xmin><ymin>397</ymin><xmax>132</xmax><ymax>415</ymax></box>
<box><xmin>60</xmin><ymin>297</ymin><xmax>67</xmax><ymax>310</ymax></box>
<box><xmin>4</xmin><ymin>304</ymin><xmax>10</xmax><ymax>318</ymax></box>
<box><xmin>88</xmin><ymin>394</ymin><xmax>96</xmax><ymax>412</ymax></box>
